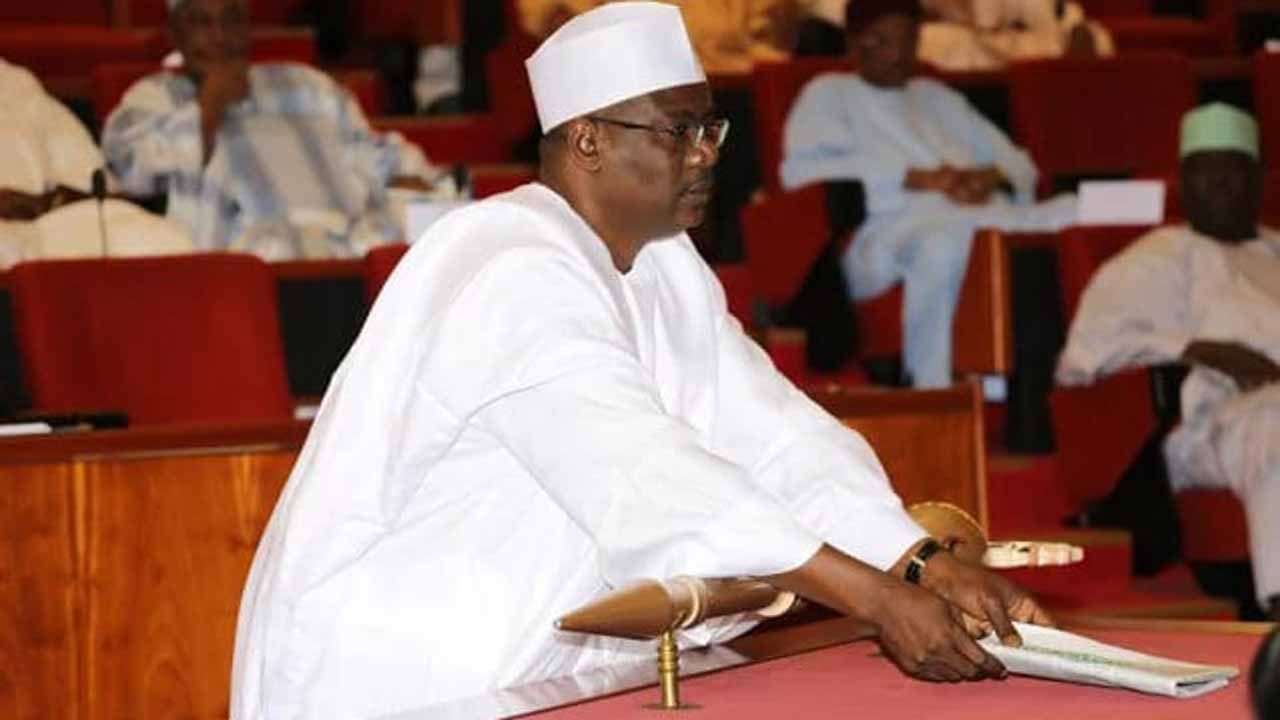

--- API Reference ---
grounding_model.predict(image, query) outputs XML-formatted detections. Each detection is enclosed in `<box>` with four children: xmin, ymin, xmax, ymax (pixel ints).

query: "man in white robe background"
<box><xmin>1058</xmin><ymin>103</ymin><xmax>1280</xmax><ymax>620</ymax></box>
<box><xmin>781</xmin><ymin>0</ymin><xmax>1076</xmax><ymax>387</ymax></box>
<box><xmin>918</xmin><ymin>0</ymin><xmax>1113</xmax><ymax>71</ymax></box>
<box><xmin>0</xmin><ymin>58</ymin><xmax>190</xmax><ymax>267</ymax></box>
<box><xmin>103</xmin><ymin>0</ymin><xmax>454</xmax><ymax>260</ymax></box>
<box><xmin>231</xmin><ymin>4</ymin><xmax>1048</xmax><ymax>718</ymax></box>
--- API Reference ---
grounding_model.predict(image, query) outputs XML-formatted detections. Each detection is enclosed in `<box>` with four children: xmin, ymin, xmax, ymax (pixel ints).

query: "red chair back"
<box><xmin>0</xmin><ymin>0</ymin><xmax>109</xmax><ymax>24</ymax></box>
<box><xmin>483</xmin><ymin>36</ymin><xmax>540</xmax><ymax>147</ymax></box>
<box><xmin>1254</xmin><ymin>51</ymin><xmax>1280</xmax><ymax>172</ymax></box>
<box><xmin>750</xmin><ymin>57</ymin><xmax>851</xmax><ymax>191</ymax></box>
<box><xmin>363</xmin><ymin>243</ymin><xmax>410</xmax><ymax>305</ymax></box>
<box><xmin>740</xmin><ymin>185</ymin><xmax>830</xmax><ymax>310</ymax></box>
<box><xmin>372</xmin><ymin>115</ymin><xmax>511</xmax><ymax>165</ymax></box>
<box><xmin>9</xmin><ymin>254</ymin><xmax>293</xmax><ymax>425</ymax></box>
<box><xmin>1056</xmin><ymin>225</ymin><xmax>1151</xmax><ymax>323</ymax></box>
<box><xmin>1010</xmin><ymin>54</ymin><xmax>1194</xmax><ymax>196</ymax></box>
<box><xmin>128</xmin><ymin>0</ymin><xmax>306</xmax><ymax>25</ymax></box>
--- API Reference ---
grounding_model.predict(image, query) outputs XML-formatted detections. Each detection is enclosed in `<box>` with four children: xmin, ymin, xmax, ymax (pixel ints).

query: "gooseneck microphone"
<box><xmin>91</xmin><ymin>168</ymin><xmax>109</xmax><ymax>257</ymax></box>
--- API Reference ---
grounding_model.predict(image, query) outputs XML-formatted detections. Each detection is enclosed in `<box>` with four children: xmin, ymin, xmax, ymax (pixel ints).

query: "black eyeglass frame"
<box><xmin>587</xmin><ymin>115</ymin><xmax>731</xmax><ymax>150</ymax></box>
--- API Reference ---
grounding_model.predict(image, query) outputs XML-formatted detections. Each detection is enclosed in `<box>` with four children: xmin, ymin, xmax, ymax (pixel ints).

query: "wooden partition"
<box><xmin>1</xmin><ymin>386</ymin><xmax>985</xmax><ymax>718</ymax></box>
<box><xmin>811</xmin><ymin>382</ymin><xmax>988</xmax><ymax>531</ymax></box>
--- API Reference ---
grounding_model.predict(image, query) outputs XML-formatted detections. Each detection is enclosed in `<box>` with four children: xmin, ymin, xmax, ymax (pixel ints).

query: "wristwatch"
<box><xmin>904</xmin><ymin>538</ymin><xmax>944</xmax><ymax>585</ymax></box>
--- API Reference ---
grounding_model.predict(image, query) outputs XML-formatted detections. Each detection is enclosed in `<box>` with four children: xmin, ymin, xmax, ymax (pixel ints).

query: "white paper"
<box><xmin>0</xmin><ymin>421</ymin><xmax>53</xmax><ymax>437</ymax></box>
<box><xmin>1076</xmin><ymin>180</ymin><xmax>1166</xmax><ymax>226</ymax></box>
<box><xmin>405</xmin><ymin>200</ymin><xmax>469</xmax><ymax>245</ymax></box>
<box><xmin>982</xmin><ymin>623</ymin><xmax>1239</xmax><ymax>698</ymax></box>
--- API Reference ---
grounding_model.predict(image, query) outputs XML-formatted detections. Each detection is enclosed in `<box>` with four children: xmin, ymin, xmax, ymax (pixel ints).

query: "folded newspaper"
<box><xmin>980</xmin><ymin>623</ymin><xmax>1239</xmax><ymax>699</ymax></box>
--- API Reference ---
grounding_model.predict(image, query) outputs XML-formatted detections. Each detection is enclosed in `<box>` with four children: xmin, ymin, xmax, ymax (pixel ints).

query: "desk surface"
<box><xmin>398</xmin><ymin>618</ymin><xmax>1270</xmax><ymax>720</ymax></box>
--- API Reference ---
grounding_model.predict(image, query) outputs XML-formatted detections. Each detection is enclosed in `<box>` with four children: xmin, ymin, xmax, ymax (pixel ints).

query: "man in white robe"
<box><xmin>918</xmin><ymin>0</ymin><xmax>1113</xmax><ymax>71</ymax></box>
<box><xmin>231</xmin><ymin>4</ymin><xmax>1048</xmax><ymax>718</ymax></box>
<box><xmin>0</xmin><ymin>58</ymin><xmax>189</xmax><ymax>267</ymax></box>
<box><xmin>1058</xmin><ymin>103</ymin><xmax>1280</xmax><ymax>619</ymax></box>
<box><xmin>781</xmin><ymin>0</ymin><xmax>1076</xmax><ymax>387</ymax></box>
<box><xmin>102</xmin><ymin>0</ymin><xmax>454</xmax><ymax>260</ymax></box>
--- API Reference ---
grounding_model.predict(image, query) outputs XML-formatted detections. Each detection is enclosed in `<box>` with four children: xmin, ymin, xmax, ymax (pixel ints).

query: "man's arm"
<box><xmin>101</xmin><ymin>74</ymin><xmax>209</xmax><ymax>197</ymax></box>
<box><xmin>1182</xmin><ymin>340</ymin><xmax>1280</xmax><ymax>392</ymax></box>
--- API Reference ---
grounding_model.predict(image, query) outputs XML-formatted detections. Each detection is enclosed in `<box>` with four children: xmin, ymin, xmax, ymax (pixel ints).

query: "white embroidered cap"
<box><xmin>525</xmin><ymin>2</ymin><xmax>706</xmax><ymax>133</ymax></box>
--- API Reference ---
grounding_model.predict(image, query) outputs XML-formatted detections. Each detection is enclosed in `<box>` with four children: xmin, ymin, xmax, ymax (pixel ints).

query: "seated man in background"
<box><xmin>0</xmin><ymin>58</ymin><xmax>189</xmax><ymax>268</ymax></box>
<box><xmin>1058</xmin><ymin>103</ymin><xmax>1280</xmax><ymax>620</ymax></box>
<box><xmin>781</xmin><ymin>0</ymin><xmax>1075</xmax><ymax>387</ymax></box>
<box><xmin>918</xmin><ymin>0</ymin><xmax>1112</xmax><ymax>71</ymax></box>
<box><xmin>103</xmin><ymin>0</ymin><xmax>455</xmax><ymax>260</ymax></box>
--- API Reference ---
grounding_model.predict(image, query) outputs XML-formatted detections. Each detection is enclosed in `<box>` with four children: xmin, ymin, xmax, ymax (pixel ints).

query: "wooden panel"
<box><xmin>82</xmin><ymin>450</ymin><xmax>295</xmax><ymax>720</ymax></box>
<box><xmin>953</xmin><ymin>229</ymin><xmax>1013</xmax><ymax>376</ymax></box>
<box><xmin>0</xmin><ymin>462</ymin><xmax>79</xmax><ymax>720</ymax></box>
<box><xmin>811</xmin><ymin>384</ymin><xmax>988</xmax><ymax>530</ymax></box>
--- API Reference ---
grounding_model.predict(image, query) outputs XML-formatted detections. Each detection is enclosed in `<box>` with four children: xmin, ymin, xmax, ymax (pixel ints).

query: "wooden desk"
<box><xmin>1</xmin><ymin>386</ymin><xmax>983</xmax><ymax>719</ymax></box>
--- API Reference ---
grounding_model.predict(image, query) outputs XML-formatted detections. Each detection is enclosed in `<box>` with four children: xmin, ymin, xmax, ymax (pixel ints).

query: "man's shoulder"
<box><xmin>798</xmin><ymin>71</ymin><xmax>860</xmax><ymax>97</ymax></box>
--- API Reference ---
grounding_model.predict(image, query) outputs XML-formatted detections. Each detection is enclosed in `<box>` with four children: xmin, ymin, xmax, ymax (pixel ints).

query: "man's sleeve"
<box><xmin>1057</xmin><ymin>230</ymin><xmax>1192</xmax><ymax>385</ymax></box>
<box><xmin>780</xmin><ymin>78</ymin><xmax>912</xmax><ymax>214</ymax></box>
<box><xmin>697</xmin><ymin>264</ymin><xmax>927</xmax><ymax>571</ymax></box>
<box><xmin>101</xmin><ymin>77</ymin><xmax>204</xmax><ymax>196</ymax></box>
<box><xmin>956</xmin><ymin>89</ymin><xmax>1039</xmax><ymax>203</ymax></box>
<box><xmin>422</xmin><ymin>247</ymin><xmax>824</xmax><ymax>587</ymax></box>
<box><xmin>333</xmin><ymin>82</ymin><xmax>439</xmax><ymax>188</ymax></box>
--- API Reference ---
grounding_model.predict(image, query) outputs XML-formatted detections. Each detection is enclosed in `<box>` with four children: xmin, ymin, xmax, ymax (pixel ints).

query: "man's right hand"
<box><xmin>870</xmin><ymin>579</ymin><xmax>1007</xmax><ymax>682</ymax></box>
<box><xmin>198</xmin><ymin>61</ymin><xmax>250</xmax><ymax>161</ymax></box>
<box><xmin>905</xmin><ymin>166</ymin><xmax>961</xmax><ymax>194</ymax></box>
<box><xmin>0</xmin><ymin>189</ymin><xmax>51</xmax><ymax>221</ymax></box>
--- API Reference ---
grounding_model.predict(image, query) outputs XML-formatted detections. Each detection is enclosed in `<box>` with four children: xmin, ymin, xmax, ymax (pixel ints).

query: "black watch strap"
<box><xmin>904</xmin><ymin>538</ymin><xmax>944</xmax><ymax>585</ymax></box>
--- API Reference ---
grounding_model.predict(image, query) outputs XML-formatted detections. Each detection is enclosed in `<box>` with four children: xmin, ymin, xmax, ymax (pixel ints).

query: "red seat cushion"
<box><xmin>1009</xmin><ymin>54</ymin><xmax>1194</xmax><ymax>196</ymax></box>
<box><xmin>9</xmin><ymin>254</ymin><xmax>293</xmax><ymax>426</ymax></box>
<box><xmin>1175</xmin><ymin>489</ymin><xmax>1250</xmax><ymax>563</ymax></box>
<box><xmin>363</xmin><ymin>243</ymin><xmax>409</xmax><ymax>305</ymax></box>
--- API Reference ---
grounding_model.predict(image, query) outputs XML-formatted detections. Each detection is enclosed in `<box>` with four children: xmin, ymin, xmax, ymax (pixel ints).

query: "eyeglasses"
<box><xmin>588</xmin><ymin>116</ymin><xmax>731</xmax><ymax>150</ymax></box>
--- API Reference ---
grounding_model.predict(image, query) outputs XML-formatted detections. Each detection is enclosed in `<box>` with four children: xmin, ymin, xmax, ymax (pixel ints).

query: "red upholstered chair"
<box><xmin>371</xmin><ymin>115</ymin><xmax>512</xmax><ymax>165</ymax></box>
<box><xmin>0</xmin><ymin>27</ymin><xmax>163</xmax><ymax>97</ymax></box>
<box><xmin>363</xmin><ymin>243</ymin><xmax>410</xmax><ymax>305</ymax></box>
<box><xmin>470</xmin><ymin>164</ymin><xmax>537</xmax><ymax>199</ymax></box>
<box><xmin>1009</xmin><ymin>54</ymin><xmax>1195</xmax><ymax>198</ymax></box>
<box><xmin>712</xmin><ymin>264</ymin><xmax>755</xmax><ymax>328</ymax></box>
<box><xmin>0</xmin><ymin>0</ymin><xmax>109</xmax><ymax>24</ymax></box>
<box><xmin>750</xmin><ymin>57</ymin><xmax>850</xmax><ymax>192</ymax></box>
<box><xmin>1254</xmin><ymin>51</ymin><xmax>1280</xmax><ymax>173</ymax></box>
<box><xmin>9</xmin><ymin>254</ymin><xmax>293</xmax><ymax>426</ymax></box>
<box><xmin>1076</xmin><ymin>0</ymin><xmax>1236</xmax><ymax>55</ymax></box>
<box><xmin>484</xmin><ymin>35</ymin><xmax>541</xmax><ymax>151</ymax></box>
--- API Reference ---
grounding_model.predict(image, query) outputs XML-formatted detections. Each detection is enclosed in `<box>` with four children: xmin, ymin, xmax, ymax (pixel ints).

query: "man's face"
<box><xmin>1180</xmin><ymin>150</ymin><xmax>1261</xmax><ymax>243</ymax></box>
<box><xmin>171</xmin><ymin>0</ymin><xmax>250</xmax><ymax>80</ymax></box>
<box><xmin>850</xmin><ymin>14</ymin><xmax>920</xmax><ymax>88</ymax></box>
<box><xmin>594</xmin><ymin>83</ymin><xmax>722</xmax><ymax>240</ymax></box>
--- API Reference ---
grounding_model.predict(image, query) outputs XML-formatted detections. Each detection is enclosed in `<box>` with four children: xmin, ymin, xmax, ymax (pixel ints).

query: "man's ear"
<box><xmin>563</xmin><ymin>118</ymin><xmax>605</xmax><ymax>173</ymax></box>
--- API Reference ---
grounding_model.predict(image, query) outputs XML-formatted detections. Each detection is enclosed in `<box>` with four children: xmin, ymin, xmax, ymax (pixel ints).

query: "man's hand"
<box><xmin>766</xmin><ymin>544</ymin><xmax>1006</xmax><ymax>684</ymax></box>
<box><xmin>1183</xmin><ymin>340</ymin><xmax>1280</xmax><ymax>392</ymax></box>
<box><xmin>915</xmin><ymin>550</ymin><xmax>1054</xmax><ymax>647</ymax></box>
<box><xmin>198</xmin><ymin>60</ymin><xmax>250</xmax><ymax>162</ymax></box>
<box><xmin>0</xmin><ymin>189</ymin><xmax>52</xmax><ymax>221</ymax></box>
<box><xmin>945</xmin><ymin>167</ymin><xmax>1005</xmax><ymax>206</ymax></box>
<box><xmin>870</xmin><ymin>579</ymin><xmax>1008</xmax><ymax>682</ymax></box>
<box><xmin>905</xmin><ymin>166</ymin><xmax>961</xmax><ymax>194</ymax></box>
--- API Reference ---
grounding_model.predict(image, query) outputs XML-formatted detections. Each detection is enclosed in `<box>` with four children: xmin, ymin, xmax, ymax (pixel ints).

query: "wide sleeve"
<box><xmin>422</xmin><ymin>247</ymin><xmax>824</xmax><ymax>587</ymax></box>
<box><xmin>1056</xmin><ymin>229</ymin><xmax>1193</xmax><ymax>385</ymax></box>
<box><xmin>38</xmin><ymin>92</ymin><xmax>103</xmax><ymax>193</ymax></box>
<box><xmin>952</xmin><ymin>88</ymin><xmax>1038</xmax><ymax>203</ymax></box>
<box><xmin>780</xmin><ymin>76</ymin><xmax>912</xmax><ymax>213</ymax></box>
<box><xmin>701</xmin><ymin>269</ymin><xmax>927</xmax><ymax>571</ymax></box>
<box><xmin>332</xmin><ymin>79</ymin><xmax>439</xmax><ymax>189</ymax></box>
<box><xmin>101</xmin><ymin>76</ymin><xmax>204</xmax><ymax>197</ymax></box>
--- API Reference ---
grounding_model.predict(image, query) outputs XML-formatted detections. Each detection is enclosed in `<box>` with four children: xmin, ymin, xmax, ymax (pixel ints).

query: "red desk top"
<box><xmin>534</xmin><ymin>627</ymin><xmax>1261</xmax><ymax>720</ymax></box>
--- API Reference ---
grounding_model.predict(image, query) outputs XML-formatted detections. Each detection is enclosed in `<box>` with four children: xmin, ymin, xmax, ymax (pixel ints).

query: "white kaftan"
<box><xmin>781</xmin><ymin>73</ymin><xmax>1076</xmax><ymax>386</ymax></box>
<box><xmin>103</xmin><ymin>63</ymin><xmax>449</xmax><ymax>259</ymax></box>
<box><xmin>0</xmin><ymin>58</ymin><xmax>189</xmax><ymax>267</ymax></box>
<box><xmin>919</xmin><ymin>0</ymin><xmax>1114</xmax><ymax>71</ymax></box>
<box><xmin>231</xmin><ymin>183</ymin><xmax>926</xmax><ymax>718</ymax></box>
<box><xmin>1058</xmin><ymin>224</ymin><xmax>1280</xmax><ymax>605</ymax></box>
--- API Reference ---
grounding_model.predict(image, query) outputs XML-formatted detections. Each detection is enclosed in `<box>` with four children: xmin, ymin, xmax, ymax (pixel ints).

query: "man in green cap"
<box><xmin>1058</xmin><ymin>102</ymin><xmax>1280</xmax><ymax>620</ymax></box>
